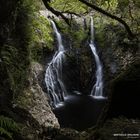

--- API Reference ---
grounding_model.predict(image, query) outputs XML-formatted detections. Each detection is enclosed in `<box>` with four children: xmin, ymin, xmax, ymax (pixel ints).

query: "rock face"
<box><xmin>102</xmin><ymin>46</ymin><xmax>139</xmax><ymax>79</ymax></box>
<box><xmin>62</xmin><ymin>48</ymin><xmax>93</xmax><ymax>95</ymax></box>
<box><xmin>98</xmin><ymin>28</ymin><xmax>140</xmax><ymax>119</ymax></box>
<box><xmin>16</xmin><ymin>62</ymin><xmax>59</xmax><ymax>129</ymax></box>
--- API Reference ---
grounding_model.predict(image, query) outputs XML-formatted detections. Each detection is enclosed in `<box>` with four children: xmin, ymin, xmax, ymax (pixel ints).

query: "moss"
<box><xmin>0</xmin><ymin>0</ymin><xmax>33</xmax><ymax>99</ymax></box>
<box><xmin>16</xmin><ymin>88</ymin><xmax>34</xmax><ymax>108</ymax></box>
<box><xmin>56</xmin><ymin>20</ymin><xmax>88</xmax><ymax>49</ymax></box>
<box><xmin>0</xmin><ymin>0</ymin><xmax>54</xmax><ymax>98</ymax></box>
<box><xmin>28</xmin><ymin>12</ymin><xmax>55</xmax><ymax>62</ymax></box>
<box><xmin>31</xmin><ymin>14</ymin><xmax>53</xmax><ymax>47</ymax></box>
<box><xmin>1</xmin><ymin>43</ymin><xmax>29</xmax><ymax>95</ymax></box>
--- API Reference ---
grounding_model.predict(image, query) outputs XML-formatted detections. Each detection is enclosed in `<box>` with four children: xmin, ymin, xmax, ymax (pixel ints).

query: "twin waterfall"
<box><xmin>45</xmin><ymin>18</ymin><xmax>105</xmax><ymax>107</ymax></box>
<box><xmin>89</xmin><ymin>17</ymin><xmax>105</xmax><ymax>99</ymax></box>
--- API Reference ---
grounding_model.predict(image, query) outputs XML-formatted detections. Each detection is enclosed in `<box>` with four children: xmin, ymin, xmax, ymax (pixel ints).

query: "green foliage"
<box><xmin>0</xmin><ymin>0</ymin><xmax>33</xmax><ymax>99</ymax></box>
<box><xmin>16</xmin><ymin>0</ymin><xmax>54</xmax><ymax>63</ymax></box>
<box><xmin>31</xmin><ymin>14</ymin><xmax>53</xmax><ymax>48</ymax></box>
<box><xmin>50</xmin><ymin>0</ymin><xmax>88</xmax><ymax>14</ymax></box>
<box><xmin>50</xmin><ymin>0</ymin><xmax>140</xmax><ymax>36</ymax></box>
<box><xmin>1</xmin><ymin>44</ymin><xmax>29</xmax><ymax>94</ymax></box>
<box><xmin>72</xmin><ymin>29</ymin><xmax>87</xmax><ymax>43</ymax></box>
<box><xmin>57</xmin><ymin>20</ymin><xmax>88</xmax><ymax>49</ymax></box>
<box><xmin>68</xmin><ymin>27</ymin><xmax>87</xmax><ymax>48</ymax></box>
<box><xmin>96</xmin><ymin>0</ymin><xmax>118</xmax><ymax>12</ymax></box>
<box><xmin>1</xmin><ymin>0</ymin><xmax>32</xmax><ymax>96</ymax></box>
<box><xmin>116</xmin><ymin>0</ymin><xmax>140</xmax><ymax>33</ymax></box>
<box><xmin>0</xmin><ymin>116</ymin><xmax>20</xmax><ymax>139</ymax></box>
<box><xmin>0</xmin><ymin>0</ymin><xmax>54</xmax><ymax>99</ymax></box>
<box><xmin>0</xmin><ymin>127</ymin><xmax>13</xmax><ymax>140</ymax></box>
<box><xmin>29</xmin><ymin>13</ymin><xmax>54</xmax><ymax>62</ymax></box>
<box><xmin>0</xmin><ymin>116</ymin><xmax>20</xmax><ymax>133</ymax></box>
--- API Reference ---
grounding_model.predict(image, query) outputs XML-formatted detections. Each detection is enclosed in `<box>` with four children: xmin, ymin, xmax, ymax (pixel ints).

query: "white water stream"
<box><xmin>89</xmin><ymin>17</ymin><xmax>105</xmax><ymax>99</ymax></box>
<box><xmin>45</xmin><ymin>21</ymin><xmax>67</xmax><ymax>107</ymax></box>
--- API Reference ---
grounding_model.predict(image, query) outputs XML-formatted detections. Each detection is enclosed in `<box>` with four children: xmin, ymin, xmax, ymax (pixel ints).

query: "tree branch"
<box><xmin>78</xmin><ymin>0</ymin><xmax>134</xmax><ymax>37</ymax></box>
<box><xmin>61</xmin><ymin>11</ymin><xmax>81</xmax><ymax>17</ymax></box>
<box><xmin>42</xmin><ymin>0</ymin><xmax>70</xmax><ymax>26</ymax></box>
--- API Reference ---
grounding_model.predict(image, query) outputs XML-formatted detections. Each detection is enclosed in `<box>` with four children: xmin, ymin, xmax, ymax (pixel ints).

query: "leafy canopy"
<box><xmin>50</xmin><ymin>0</ymin><xmax>88</xmax><ymax>14</ymax></box>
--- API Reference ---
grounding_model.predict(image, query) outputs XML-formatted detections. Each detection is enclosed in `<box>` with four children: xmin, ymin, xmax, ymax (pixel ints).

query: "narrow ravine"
<box><xmin>1</xmin><ymin>1</ymin><xmax>140</xmax><ymax>139</ymax></box>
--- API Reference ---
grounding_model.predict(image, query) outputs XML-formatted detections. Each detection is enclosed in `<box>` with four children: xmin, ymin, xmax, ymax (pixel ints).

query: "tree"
<box><xmin>42</xmin><ymin>0</ymin><xmax>134</xmax><ymax>37</ymax></box>
<box><xmin>42</xmin><ymin>0</ymin><xmax>70</xmax><ymax>25</ymax></box>
<box><xmin>78</xmin><ymin>0</ymin><xmax>134</xmax><ymax>37</ymax></box>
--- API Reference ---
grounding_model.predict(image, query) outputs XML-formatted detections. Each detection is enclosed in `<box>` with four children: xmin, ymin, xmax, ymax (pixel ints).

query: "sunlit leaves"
<box><xmin>50</xmin><ymin>0</ymin><xmax>88</xmax><ymax>14</ymax></box>
<box><xmin>94</xmin><ymin>0</ymin><xmax>118</xmax><ymax>12</ymax></box>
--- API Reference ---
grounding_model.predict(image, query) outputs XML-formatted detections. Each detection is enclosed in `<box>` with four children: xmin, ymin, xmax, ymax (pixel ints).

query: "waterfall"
<box><xmin>89</xmin><ymin>17</ymin><xmax>105</xmax><ymax>99</ymax></box>
<box><xmin>45</xmin><ymin>20</ymin><xmax>67</xmax><ymax>107</ymax></box>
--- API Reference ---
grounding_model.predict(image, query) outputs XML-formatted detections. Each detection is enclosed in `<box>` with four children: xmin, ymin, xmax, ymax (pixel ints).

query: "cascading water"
<box><xmin>45</xmin><ymin>20</ymin><xmax>67</xmax><ymax>107</ymax></box>
<box><xmin>89</xmin><ymin>17</ymin><xmax>105</xmax><ymax>99</ymax></box>
<box><xmin>51</xmin><ymin>17</ymin><xmax>107</xmax><ymax>131</ymax></box>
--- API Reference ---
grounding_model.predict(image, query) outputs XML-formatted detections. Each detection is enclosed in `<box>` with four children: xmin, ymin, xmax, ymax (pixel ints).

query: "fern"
<box><xmin>0</xmin><ymin>116</ymin><xmax>20</xmax><ymax>139</ymax></box>
<box><xmin>0</xmin><ymin>127</ymin><xmax>13</xmax><ymax>139</ymax></box>
<box><xmin>0</xmin><ymin>116</ymin><xmax>20</xmax><ymax>133</ymax></box>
